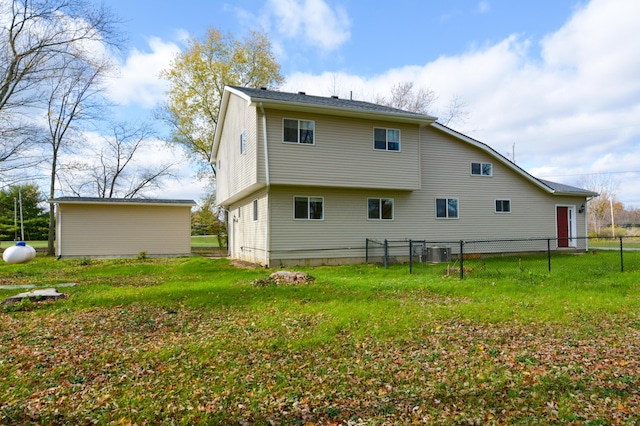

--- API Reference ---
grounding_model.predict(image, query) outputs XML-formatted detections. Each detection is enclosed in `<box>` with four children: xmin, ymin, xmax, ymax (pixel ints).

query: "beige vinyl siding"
<box><xmin>216</xmin><ymin>94</ymin><xmax>259</xmax><ymax>204</ymax></box>
<box><xmin>228</xmin><ymin>189</ymin><xmax>268</xmax><ymax>265</ymax></box>
<box><xmin>57</xmin><ymin>204</ymin><xmax>191</xmax><ymax>257</ymax></box>
<box><xmin>269</xmin><ymin>186</ymin><xmax>415</xmax><ymax>263</ymax></box>
<box><xmin>420</xmin><ymin>126</ymin><xmax>587</xmax><ymax>246</ymax></box>
<box><xmin>264</xmin><ymin>108</ymin><xmax>421</xmax><ymax>190</ymax></box>
<box><xmin>266</xmin><ymin>127</ymin><xmax>589</xmax><ymax>264</ymax></box>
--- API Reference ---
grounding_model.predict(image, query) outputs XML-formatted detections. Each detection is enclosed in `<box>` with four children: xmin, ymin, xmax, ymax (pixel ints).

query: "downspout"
<box><xmin>585</xmin><ymin>197</ymin><xmax>592</xmax><ymax>252</ymax></box>
<box><xmin>259</xmin><ymin>102</ymin><xmax>270</xmax><ymax>267</ymax></box>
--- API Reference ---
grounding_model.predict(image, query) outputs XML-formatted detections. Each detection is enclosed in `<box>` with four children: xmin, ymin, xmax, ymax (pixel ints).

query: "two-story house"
<box><xmin>212</xmin><ymin>86</ymin><xmax>596</xmax><ymax>267</ymax></box>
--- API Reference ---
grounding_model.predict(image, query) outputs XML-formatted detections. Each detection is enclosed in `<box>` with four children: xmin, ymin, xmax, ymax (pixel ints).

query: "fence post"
<box><xmin>384</xmin><ymin>239</ymin><xmax>388</xmax><ymax>269</ymax></box>
<box><xmin>409</xmin><ymin>239</ymin><xmax>413</xmax><ymax>274</ymax></box>
<box><xmin>547</xmin><ymin>238</ymin><xmax>552</xmax><ymax>272</ymax></box>
<box><xmin>620</xmin><ymin>236</ymin><xmax>624</xmax><ymax>272</ymax></box>
<box><xmin>459</xmin><ymin>240</ymin><xmax>464</xmax><ymax>279</ymax></box>
<box><xmin>365</xmin><ymin>238</ymin><xmax>369</xmax><ymax>264</ymax></box>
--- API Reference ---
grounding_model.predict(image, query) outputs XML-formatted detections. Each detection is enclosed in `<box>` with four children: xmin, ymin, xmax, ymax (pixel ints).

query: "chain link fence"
<box><xmin>366</xmin><ymin>236</ymin><xmax>640</xmax><ymax>278</ymax></box>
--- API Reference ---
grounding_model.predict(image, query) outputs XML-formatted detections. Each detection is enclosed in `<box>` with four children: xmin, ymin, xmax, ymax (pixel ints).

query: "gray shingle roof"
<box><xmin>228</xmin><ymin>86</ymin><xmax>434</xmax><ymax>119</ymax></box>
<box><xmin>537</xmin><ymin>179</ymin><xmax>599</xmax><ymax>196</ymax></box>
<box><xmin>49</xmin><ymin>197</ymin><xmax>196</xmax><ymax>205</ymax></box>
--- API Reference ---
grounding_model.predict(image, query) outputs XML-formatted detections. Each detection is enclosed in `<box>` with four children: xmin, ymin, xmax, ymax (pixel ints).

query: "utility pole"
<box><xmin>19</xmin><ymin>189</ymin><xmax>24</xmax><ymax>241</ymax></box>
<box><xmin>610</xmin><ymin>196</ymin><xmax>615</xmax><ymax>238</ymax></box>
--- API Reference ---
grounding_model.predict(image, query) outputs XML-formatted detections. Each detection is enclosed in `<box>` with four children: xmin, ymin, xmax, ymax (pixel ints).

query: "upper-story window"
<box><xmin>240</xmin><ymin>129</ymin><xmax>246</xmax><ymax>154</ymax></box>
<box><xmin>495</xmin><ymin>199</ymin><xmax>511</xmax><ymax>213</ymax></box>
<box><xmin>471</xmin><ymin>162</ymin><xmax>492</xmax><ymax>176</ymax></box>
<box><xmin>374</xmin><ymin>128</ymin><xmax>400</xmax><ymax>151</ymax></box>
<box><xmin>284</xmin><ymin>119</ymin><xmax>314</xmax><ymax>144</ymax></box>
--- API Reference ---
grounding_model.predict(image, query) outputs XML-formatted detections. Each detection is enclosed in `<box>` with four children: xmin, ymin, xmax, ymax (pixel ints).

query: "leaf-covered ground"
<box><xmin>2</xmin><ymin>306</ymin><xmax>639</xmax><ymax>424</ymax></box>
<box><xmin>1</xmin><ymin>257</ymin><xmax>640</xmax><ymax>424</ymax></box>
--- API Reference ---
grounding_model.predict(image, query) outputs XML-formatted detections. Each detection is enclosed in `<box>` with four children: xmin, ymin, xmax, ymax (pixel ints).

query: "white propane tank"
<box><xmin>3</xmin><ymin>241</ymin><xmax>36</xmax><ymax>264</ymax></box>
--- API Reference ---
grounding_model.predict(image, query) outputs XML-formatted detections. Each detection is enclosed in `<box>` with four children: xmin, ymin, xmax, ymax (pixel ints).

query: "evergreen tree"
<box><xmin>0</xmin><ymin>185</ymin><xmax>48</xmax><ymax>241</ymax></box>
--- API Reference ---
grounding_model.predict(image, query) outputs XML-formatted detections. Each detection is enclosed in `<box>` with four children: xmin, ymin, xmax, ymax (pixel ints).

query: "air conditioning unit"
<box><xmin>426</xmin><ymin>246</ymin><xmax>451</xmax><ymax>263</ymax></box>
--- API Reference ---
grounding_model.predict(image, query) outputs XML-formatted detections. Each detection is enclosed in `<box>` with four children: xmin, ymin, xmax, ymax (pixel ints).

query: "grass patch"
<box><xmin>1</xmin><ymin>255</ymin><xmax>640</xmax><ymax>424</ymax></box>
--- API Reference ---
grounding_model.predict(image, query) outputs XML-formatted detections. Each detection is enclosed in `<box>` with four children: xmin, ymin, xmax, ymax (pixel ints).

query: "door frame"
<box><xmin>555</xmin><ymin>204</ymin><xmax>577</xmax><ymax>248</ymax></box>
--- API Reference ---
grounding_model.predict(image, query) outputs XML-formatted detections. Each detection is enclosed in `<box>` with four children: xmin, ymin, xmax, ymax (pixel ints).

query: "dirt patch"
<box><xmin>230</xmin><ymin>259</ymin><xmax>263</xmax><ymax>269</ymax></box>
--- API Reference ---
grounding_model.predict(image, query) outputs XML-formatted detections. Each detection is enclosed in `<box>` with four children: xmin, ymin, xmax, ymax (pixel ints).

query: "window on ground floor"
<box><xmin>294</xmin><ymin>196</ymin><xmax>324</xmax><ymax>220</ymax></box>
<box><xmin>368</xmin><ymin>198</ymin><xmax>394</xmax><ymax>220</ymax></box>
<box><xmin>436</xmin><ymin>198</ymin><xmax>458</xmax><ymax>219</ymax></box>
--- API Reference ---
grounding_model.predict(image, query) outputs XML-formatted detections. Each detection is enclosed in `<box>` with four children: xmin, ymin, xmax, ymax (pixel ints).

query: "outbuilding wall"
<box><xmin>56</xmin><ymin>203</ymin><xmax>192</xmax><ymax>258</ymax></box>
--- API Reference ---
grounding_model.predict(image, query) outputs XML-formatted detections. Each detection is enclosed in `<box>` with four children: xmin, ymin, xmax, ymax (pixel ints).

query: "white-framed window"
<box><xmin>368</xmin><ymin>198</ymin><xmax>394</xmax><ymax>220</ymax></box>
<box><xmin>294</xmin><ymin>196</ymin><xmax>324</xmax><ymax>220</ymax></box>
<box><xmin>284</xmin><ymin>118</ymin><xmax>314</xmax><ymax>144</ymax></box>
<box><xmin>240</xmin><ymin>129</ymin><xmax>246</xmax><ymax>154</ymax></box>
<box><xmin>436</xmin><ymin>198</ymin><xmax>459</xmax><ymax>219</ymax></box>
<box><xmin>495</xmin><ymin>199</ymin><xmax>511</xmax><ymax>213</ymax></box>
<box><xmin>374</xmin><ymin>128</ymin><xmax>400</xmax><ymax>151</ymax></box>
<box><xmin>253</xmin><ymin>199</ymin><xmax>258</xmax><ymax>221</ymax></box>
<box><xmin>471</xmin><ymin>162</ymin><xmax>492</xmax><ymax>176</ymax></box>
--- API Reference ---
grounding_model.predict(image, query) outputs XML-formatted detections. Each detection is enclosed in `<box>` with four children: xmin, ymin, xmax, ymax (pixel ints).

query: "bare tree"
<box><xmin>44</xmin><ymin>55</ymin><xmax>111</xmax><ymax>255</ymax></box>
<box><xmin>576</xmin><ymin>173</ymin><xmax>620</xmax><ymax>236</ymax></box>
<box><xmin>0</xmin><ymin>0</ymin><xmax>121</xmax><ymax>183</ymax></box>
<box><xmin>374</xmin><ymin>81</ymin><xmax>469</xmax><ymax>126</ymax></box>
<box><xmin>59</xmin><ymin>121</ymin><xmax>179</xmax><ymax>198</ymax></box>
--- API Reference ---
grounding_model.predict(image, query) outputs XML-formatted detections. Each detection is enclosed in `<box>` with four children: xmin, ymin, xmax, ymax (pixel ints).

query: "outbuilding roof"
<box><xmin>49</xmin><ymin>197</ymin><xmax>196</xmax><ymax>206</ymax></box>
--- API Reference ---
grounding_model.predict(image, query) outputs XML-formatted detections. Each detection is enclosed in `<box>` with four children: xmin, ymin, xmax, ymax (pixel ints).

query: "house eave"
<box><xmin>247</xmin><ymin>98</ymin><xmax>437</xmax><ymax>126</ymax></box>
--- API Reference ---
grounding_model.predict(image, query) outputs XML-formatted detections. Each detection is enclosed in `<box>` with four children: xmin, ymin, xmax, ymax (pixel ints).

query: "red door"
<box><xmin>557</xmin><ymin>206</ymin><xmax>569</xmax><ymax>248</ymax></box>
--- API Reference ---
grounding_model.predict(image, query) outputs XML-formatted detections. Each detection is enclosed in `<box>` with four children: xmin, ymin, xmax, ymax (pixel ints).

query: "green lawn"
<box><xmin>1</xmin><ymin>236</ymin><xmax>225</xmax><ymax>252</ymax></box>
<box><xmin>589</xmin><ymin>237</ymin><xmax>640</xmax><ymax>249</ymax></box>
<box><xmin>1</xmin><ymin>253</ymin><xmax>639</xmax><ymax>424</ymax></box>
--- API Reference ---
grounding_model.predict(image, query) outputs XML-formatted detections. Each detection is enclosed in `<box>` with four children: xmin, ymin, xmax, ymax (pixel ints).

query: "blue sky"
<box><xmin>102</xmin><ymin>0</ymin><xmax>640</xmax><ymax>207</ymax></box>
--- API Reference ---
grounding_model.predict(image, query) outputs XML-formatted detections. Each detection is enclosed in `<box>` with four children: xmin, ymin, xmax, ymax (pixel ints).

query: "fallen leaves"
<box><xmin>1</xmin><ymin>303</ymin><xmax>639</xmax><ymax>424</ymax></box>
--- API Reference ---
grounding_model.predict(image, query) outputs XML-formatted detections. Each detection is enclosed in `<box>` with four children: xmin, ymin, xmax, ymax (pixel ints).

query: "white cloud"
<box><xmin>237</xmin><ymin>0</ymin><xmax>350</xmax><ymax>52</ymax></box>
<box><xmin>477</xmin><ymin>1</ymin><xmax>490</xmax><ymax>14</ymax></box>
<box><xmin>106</xmin><ymin>37</ymin><xmax>181</xmax><ymax>109</ymax></box>
<box><xmin>279</xmin><ymin>0</ymin><xmax>640</xmax><ymax>206</ymax></box>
